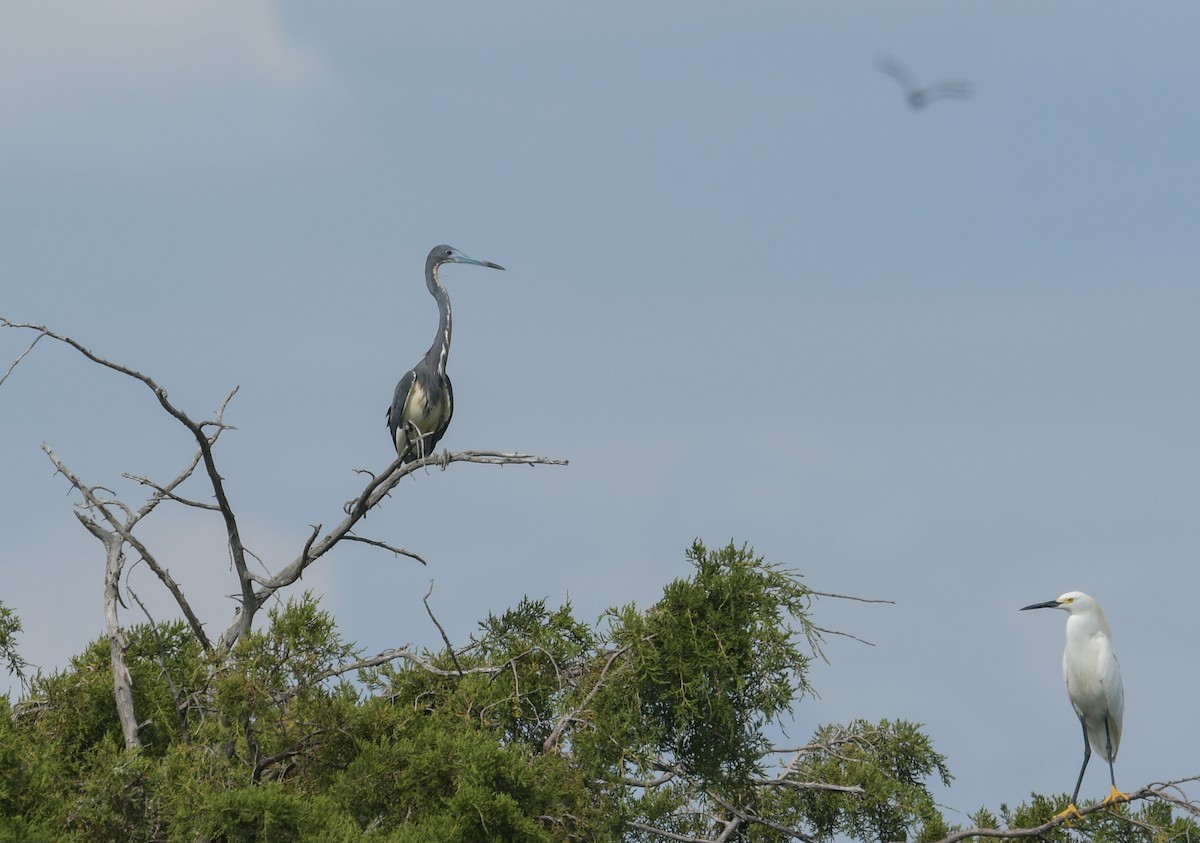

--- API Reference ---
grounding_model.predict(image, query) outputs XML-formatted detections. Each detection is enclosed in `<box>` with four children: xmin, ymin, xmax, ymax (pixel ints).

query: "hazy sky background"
<box><xmin>2</xmin><ymin>1</ymin><xmax>1198</xmax><ymax>822</ymax></box>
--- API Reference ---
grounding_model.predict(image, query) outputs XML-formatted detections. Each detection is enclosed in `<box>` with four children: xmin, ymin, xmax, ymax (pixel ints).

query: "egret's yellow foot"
<box><xmin>1054</xmin><ymin>804</ymin><xmax>1083</xmax><ymax>825</ymax></box>
<box><xmin>1101</xmin><ymin>785</ymin><xmax>1130</xmax><ymax>807</ymax></box>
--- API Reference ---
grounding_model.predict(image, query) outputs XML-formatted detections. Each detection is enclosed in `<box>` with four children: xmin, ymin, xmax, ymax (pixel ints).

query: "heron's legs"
<box><xmin>1100</xmin><ymin>719</ymin><xmax>1129</xmax><ymax>807</ymax></box>
<box><xmin>1054</xmin><ymin>717</ymin><xmax>1091</xmax><ymax>823</ymax></box>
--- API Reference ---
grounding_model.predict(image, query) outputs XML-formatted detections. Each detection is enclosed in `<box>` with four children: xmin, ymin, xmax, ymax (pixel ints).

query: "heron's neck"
<box><xmin>427</xmin><ymin>269</ymin><xmax>452</xmax><ymax>376</ymax></box>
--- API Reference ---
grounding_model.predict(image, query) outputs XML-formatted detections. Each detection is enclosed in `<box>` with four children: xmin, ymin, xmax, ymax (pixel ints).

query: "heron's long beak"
<box><xmin>455</xmin><ymin>253</ymin><xmax>505</xmax><ymax>271</ymax></box>
<box><xmin>1020</xmin><ymin>599</ymin><xmax>1060</xmax><ymax>611</ymax></box>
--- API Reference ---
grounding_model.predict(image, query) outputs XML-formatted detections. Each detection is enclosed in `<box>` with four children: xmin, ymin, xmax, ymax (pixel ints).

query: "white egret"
<box><xmin>1021</xmin><ymin>591</ymin><xmax>1128</xmax><ymax>821</ymax></box>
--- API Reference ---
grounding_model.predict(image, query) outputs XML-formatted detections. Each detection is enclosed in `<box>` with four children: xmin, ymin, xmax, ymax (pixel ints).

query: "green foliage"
<box><xmin>4</xmin><ymin>540</ymin><xmax>1196</xmax><ymax>842</ymax></box>
<box><xmin>592</xmin><ymin>540</ymin><xmax>820</xmax><ymax>787</ymax></box>
<box><xmin>23</xmin><ymin>619</ymin><xmax>202</xmax><ymax>758</ymax></box>
<box><xmin>0</xmin><ymin>602</ymin><xmax>27</xmax><ymax>682</ymax></box>
<box><xmin>779</xmin><ymin>719</ymin><xmax>952</xmax><ymax>843</ymax></box>
<box><xmin>327</xmin><ymin>721</ymin><xmax>582</xmax><ymax>841</ymax></box>
<box><xmin>985</xmin><ymin>794</ymin><xmax>1200</xmax><ymax>843</ymax></box>
<box><xmin>184</xmin><ymin>784</ymin><xmax>352</xmax><ymax>843</ymax></box>
<box><xmin>210</xmin><ymin>592</ymin><xmax>362</xmax><ymax>787</ymax></box>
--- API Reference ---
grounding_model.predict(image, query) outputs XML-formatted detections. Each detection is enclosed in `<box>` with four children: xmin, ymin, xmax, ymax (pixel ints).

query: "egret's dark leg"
<box><xmin>1100</xmin><ymin>718</ymin><xmax>1128</xmax><ymax>806</ymax></box>
<box><xmin>1070</xmin><ymin>716</ymin><xmax>1091</xmax><ymax>807</ymax></box>
<box><xmin>1053</xmin><ymin>716</ymin><xmax>1091</xmax><ymax>823</ymax></box>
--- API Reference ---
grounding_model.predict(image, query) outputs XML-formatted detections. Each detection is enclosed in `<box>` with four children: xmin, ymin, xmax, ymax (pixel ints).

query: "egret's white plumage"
<box><xmin>1022</xmin><ymin>591</ymin><xmax>1128</xmax><ymax>821</ymax></box>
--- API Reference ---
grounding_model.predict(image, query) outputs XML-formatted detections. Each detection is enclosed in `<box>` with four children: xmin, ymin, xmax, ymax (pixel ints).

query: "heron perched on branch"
<box><xmin>386</xmin><ymin>245</ymin><xmax>505</xmax><ymax>462</ymax></box>
<box><xmin>1022</xmin><ymin>591</ymin><xmax>1128</xmax><ymax>822</ymax></box>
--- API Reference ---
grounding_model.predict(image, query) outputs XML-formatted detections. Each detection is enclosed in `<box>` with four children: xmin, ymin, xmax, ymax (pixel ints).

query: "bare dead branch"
<box><xmin>240</xmin><ymin>450</ymin><xmax>568</xmax><ymax>648</ymax></box>
<box><xmin>810</xmin><ymin>624</ymin><xmax>877</xmax><ymax>647</ymax></box>
<box><xmin>753</xmin><ymin>778</ymin><xmax>866</xmax><ymax>795</ymax></box>
<box><xmin>4</xmin><ymin>321</ymin><xmax>253</xmax><ymax>651</ymax></box>
<box><xmin>622</xmin><ymin>771</ymin><xmax>677</xmax><ymax>788</ymax></box>
<box><xmin>44</xmin><ymin>444</ymin><xmax>212</xmax><ymax>652</ymax></box>
<box><xmin>126</xmin><ymin>392</ymin><xmax>236</xmax><ymax>521</ymax></box>
<box><xmin>124</xmin><ymin>473</ymin><xmax>219</xmax><ymax>511</ymax></box>
<box><xmin>388</xmin><ymin>647</ymin><xmax>502</xmax><ymax>678</ymax></box>
<box><xmin>424</xmin><ymin>582</ymin><xmax>463</xmax><ymax>676</ymax></box>
<box><xmin>252</xmin><ymin>729</ymin><xmax>326</xmax><ymax>784</ymax></box>
<box><xmin>73</xmin><ymin>510</ymin><xmax>140</xmax><ymax>750</ymax></box>
<box><xmin>126</xmin><ymin>585</ymin><xmax>189</xmax><ymax>739</ymax></box>
<box><xmin>270</xmin><ymin>646</ymin><xmax>420</xmax><ymax>702</ymax></box>
<box><xmin>299</xmin><ymin>524</ymin><xmax>321</xmax><ymax>571</ymax></box>
<box><xmin>0</xmin><ymin>329</ymin><xmax>44</xmax><ymax>387</ymax></box>
<box><xmin>543</xmin><ymin>644</ymin><xmax>630</xmax><ymax>754</ymax></box>
<box><xmin>707</xmin><ymin>789</ymin><xmax>816</xmax><ymax>842</ymax></box>
<box><xmin>807</xmin><ymin>590</ymin><xmax>895</xmax><ymax>605</ymax></box>
<box><xmin>8</xmin><ymin>320</ymin><xmax>569</xmax><ymax>663</ymax></box>
<box><xmin>342</xmin><ymin>534</ymin><xmax>427</xmax><ymax>566</ymax></box>
<box><xmin>920</xmin><ymin>781</ymin><xmax>1200</xmax><ymax>843</ymax></box>
<box><xmin>627</xmin><ymin>820</ymin><xmax>714</xmax><ymax>843</ymax></box>
<box><xmin>8</xmin><ymin>322</ymin><xmax>241</xmax><ymax>641</ymax></box>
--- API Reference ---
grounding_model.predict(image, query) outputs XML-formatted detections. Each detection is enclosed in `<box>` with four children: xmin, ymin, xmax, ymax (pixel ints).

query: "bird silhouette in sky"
<box><xmin>877</xmin><ymin>55</ymin><xmax>972</xmax><ymax>110</ymax></box>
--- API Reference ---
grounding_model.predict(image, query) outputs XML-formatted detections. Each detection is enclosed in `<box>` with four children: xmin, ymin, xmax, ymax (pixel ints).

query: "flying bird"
<box><xmin>1021</xmin><ymin>591</ymin><xmax>1128</xmax><ymax>822</ymax></box>
<box><xmin>386</xmin><ymin>244</ymin><xmax>505</xmax><ymax>463</ymax></box>
<box><xmin>877</xmin><ymin>56</ymin><xmax>971</xmax><ymax>110</ymax></box>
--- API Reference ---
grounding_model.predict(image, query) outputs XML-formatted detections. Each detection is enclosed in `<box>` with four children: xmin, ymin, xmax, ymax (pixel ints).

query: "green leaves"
<box><xmin>4</xmin><ymin>541</ymin><xmax>1196</xmax><ymax>841</ymax></box>
<box><xmin>0</xmin><ymin>602</ymin><xmax>27</xmax><ymax>682</ymax></box>
<box><xmin>596</xmin><ymin>540</ymin><xmax>820</xmax><ymax>786</ymax></box>
<box><xmin>788</xmin><ymin>719</ymin><xmax>952</xmax><ymax>843</ymax></box>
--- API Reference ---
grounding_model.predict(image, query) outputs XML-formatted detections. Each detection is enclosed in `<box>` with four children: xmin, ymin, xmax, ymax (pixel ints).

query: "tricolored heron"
<box><xmin>1021</xmin><ymin>591</ymin><xmax>1127</xmax><ymax>822</ymax></box>
<box><xmin>877</xmin><ymin>56</ymin><xmax>971</xmax><ymax>111</ymax></box>
<box><xmin>386</xmin><ymin>245</ymin><xmax>504</xmax><ymax>462</ymax></box>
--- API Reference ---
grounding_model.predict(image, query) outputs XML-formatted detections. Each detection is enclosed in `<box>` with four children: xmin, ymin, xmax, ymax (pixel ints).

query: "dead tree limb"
<box><xmin>73</xmin><ymin>511</ymin><xmax>140</xmax><ymax>750</ymax></box>
<box><xmin>921</xmin><ymin>779</ymin><xmax>1200</xmax><ymax>843</ymax></box>
<box><xmin>42</xmin><ymin>444</ymin><xmax>212</xmax><ymax>652</ymax></box>
<box><xmin>340</xmin><ymin>535</ymin><xmax>427</xmax><ymax>566</ymax></box>
<box><xmin>543</xmin><ymin>644</ymin><xmax>630</xmax><ymax>755</ymax></box>
<box><xmin>0</xmin><ymin>330</ymin><xmax>42</xmax><ymax>387</ymax></box>
<box><xmin>224</xmin><ymin>448</ymin><xmax>568</xmax><ymax>650</ymax></box>
<box><xmin>6</xmin><ymin>318</ymin><xmax>568</xmax><ymax>661</ymax></box>
<box><xmin>127</xmin><ymin>585</ymin><xmax>190</xmax><ymax>741</ymax></box>
<box><xmin>4</xmin><ymin>320</ymin><xmax>252</xmax><ymax>649</ymax></box>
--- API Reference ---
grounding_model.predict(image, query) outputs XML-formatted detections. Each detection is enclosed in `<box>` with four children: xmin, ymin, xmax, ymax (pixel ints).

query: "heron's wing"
<box><xmin>424</xmin><ymin>375</ymin><xmax>453</xmax><ymax>454</ymax></box>
<box><xmin>876</xmin><ymin>56</ymin><xmax>916</xmax><ymax>94</ymax></box>
<box><xmin>388</xmin><ymin>370</ymin><xmax>416</xmax><ymax>452</ymax></box>
<box><xmin>923</xmin><ymin>81</ymin><xmax>972</xmax><ymax>102</ymax></box>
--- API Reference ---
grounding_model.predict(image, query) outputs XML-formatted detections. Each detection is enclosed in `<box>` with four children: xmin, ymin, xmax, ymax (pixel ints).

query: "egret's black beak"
<box><xmin>1020</xmin><ymin>599</ymin><xmax>1060</xmax><ymax>611</ymax></box>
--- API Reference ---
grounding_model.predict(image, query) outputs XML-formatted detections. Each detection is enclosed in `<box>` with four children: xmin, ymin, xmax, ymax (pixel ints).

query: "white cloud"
<box><xmin>0</xmin><ymin>1</ymin><xmax>346</xmax><ymax>168</ymax></box>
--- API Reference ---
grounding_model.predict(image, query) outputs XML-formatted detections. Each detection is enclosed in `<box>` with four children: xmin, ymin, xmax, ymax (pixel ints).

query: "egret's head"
<box><xmin>427</xmin><ymin>244</ymin><xmax>505</xmax><ymax>275</ymax></box>
<box><xmin>1020</xmin><ymin>591</ymin><xmax>1096</xmax><ymax>614</ymax></box>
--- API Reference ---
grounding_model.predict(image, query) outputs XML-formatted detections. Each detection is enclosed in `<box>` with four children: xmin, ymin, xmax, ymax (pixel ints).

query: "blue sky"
<box><xmin>2</xmin><ymin>1</ymin><xmax>1199</xmax><ymax>821</ymax></box>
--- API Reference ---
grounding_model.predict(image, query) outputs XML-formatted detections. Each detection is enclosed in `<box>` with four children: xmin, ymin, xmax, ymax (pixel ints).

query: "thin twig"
<box><xmin>126</xmin><ymin>584</ymin><xmax>189</xmax><ymax>739</ymax></box>
<box><xmin>261</xmin><ymin>450</ymin><xmax>567</xmax><ymax>607</ymax></box>
<box><xmin>0</xmin><ymin>330</ymin><xmax>43</xmax><ymax>387</ymax></box>
<box><xmin>920</xmin><ymin>785</ymin><xmax>1180</xmax><ymax>843</ymax></box>
<box><xmin>627</xmin><ymin>820</ymin><xmax>712</xmax><ymax>843</ymax></box>
<box><xmin>543</xmin><ymin>644</ymin><xmax>630</xmax><ymax>754</ymax></box>
<box><xmin>343</xmin><ymin>535</ymin><xmax>427</xmax><ymax>566</ymax></box>
<box><xmin>810</xmin><ymin>624</ymin><xmax>876</xmax><ymax>647</ymax></box>
<box><xmin>124</xmin><ymin>473</ymin><xmax>219</xmax><ymax>511</ymax></box>
<box><xmin>43</xmin><ymin>444</ymin><xmax>212</xmax><ymax>652</ymax></box>
<box><xmin>424</xmin><ymin>582</ymin><xmax>464</xmax><ymax>676</ymax></box>
<box><xmin>5</xmin><ymin>321</ymin><xmax>242</xmax><ymax>650</ymax></box>
<box><xmin>807</xmin><ymin>589</ymin><xmax>894</xmax><ymax>605</ymax></box>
